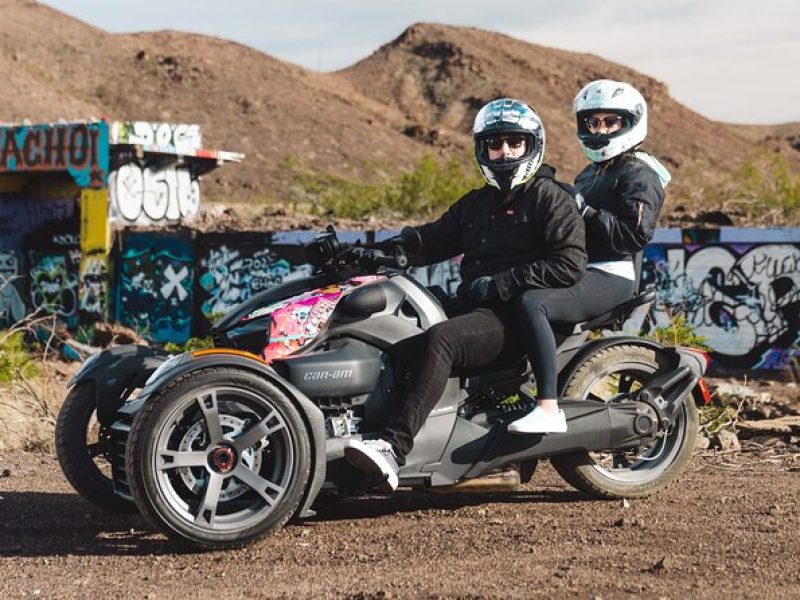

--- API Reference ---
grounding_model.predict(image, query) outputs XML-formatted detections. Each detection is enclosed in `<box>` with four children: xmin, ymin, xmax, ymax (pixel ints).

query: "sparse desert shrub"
<box><xmin>286</xmin><ymin>152</ymin><xmax>482</xmax><ymax>219</ymax></box>
<box><xmin>725</xmin><ymin>151</ymin><xmax>800</xmax><ymax>223</ymax></box>
<box><xmin>646</xmin><ymin>312</ymin><xmax>711</xmax><ymax>351</ymax></box>
<box><xmin>0</xmin><ymin>330</ymin><xmax>40</xmax><ymax>382</ymax></box>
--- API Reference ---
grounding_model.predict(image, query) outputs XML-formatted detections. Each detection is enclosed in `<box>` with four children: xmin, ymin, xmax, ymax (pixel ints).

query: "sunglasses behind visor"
<box><xmin>485</xmin><ymin>135</ymin><xmax>527</xmax><ymax>151</ymax></box>
<box><xmin>585</xmin><ymin>115</ymin><xmax>623</xmax><ymax>131</ymax></box>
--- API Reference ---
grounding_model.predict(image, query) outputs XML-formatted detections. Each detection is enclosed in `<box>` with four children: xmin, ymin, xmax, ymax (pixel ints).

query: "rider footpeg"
<box><xmin>519</xmin><ymin>382</ymin><xmax>537</xmax><ymax>401</ymax></box>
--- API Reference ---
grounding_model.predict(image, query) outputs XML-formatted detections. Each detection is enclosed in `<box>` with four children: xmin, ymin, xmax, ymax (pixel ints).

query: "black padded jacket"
<box><xmin>574</xmin><ymin>154</ymin><xmax>665</xmax><ymax>263</ymax></box>
<box><xmin>412</xmin><ymin>165</ymin><xmax>587</xmax><ymax>301</ymax></box>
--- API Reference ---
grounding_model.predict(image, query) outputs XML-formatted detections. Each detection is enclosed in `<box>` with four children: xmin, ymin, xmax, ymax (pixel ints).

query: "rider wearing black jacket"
<box><xmin>342</xmin><ymin>98</ymin><xmax>586</xmax><ymax>491</ymax></box>
<box><xmin>575</xmin><ymin>156</ymin><xmax>664</xmax><ymax>263</ymax></box>
<box><xmin>508</xmin><ymin>79</ymin><xmax>670</xmax><ymax>435</ymax></box>
<box><xmin>415</xmin><ymin>165</ymin><xmax>586</xmax><ymax>295</ymax></box>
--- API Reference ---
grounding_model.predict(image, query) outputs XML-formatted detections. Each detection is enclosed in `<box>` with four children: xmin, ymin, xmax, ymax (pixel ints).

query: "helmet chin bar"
<box><xmin>581</xmin><ymin>134</ymin><xmax>611</xmax><ymax>150</ymax></box>
<box><xmin>480</xmin><ymin>161</ymin><xmax>534</xmax><ymax>191</ymax></box>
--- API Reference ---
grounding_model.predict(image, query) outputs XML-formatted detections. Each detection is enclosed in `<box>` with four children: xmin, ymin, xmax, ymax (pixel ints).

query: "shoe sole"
<box><xmin>507</xmin><ymin>425</ymin><xmax>567</xmax><ymax>434</ymax></box>
<box><xmin>507</xmin><ymin>419</ymin><xmax>568</xmax><ymax>435</ymax></box>
<box><xmin>343</xmin><ymin>443</ymin><xmax>399</xmax><ymax>492</ymax></box>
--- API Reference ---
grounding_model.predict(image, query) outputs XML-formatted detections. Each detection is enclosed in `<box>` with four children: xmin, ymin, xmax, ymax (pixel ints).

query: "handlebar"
<box><xmin>305</xmin><ymin>226</ymin><xmax>409</xmax><ymax>272</ymax></box>
<box><xmin>345</xmin><ymin>246</ymin><xmax>408</xmax><ymax>270</ymax></box>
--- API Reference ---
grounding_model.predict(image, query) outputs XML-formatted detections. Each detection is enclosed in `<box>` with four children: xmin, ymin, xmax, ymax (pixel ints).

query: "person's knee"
<box><xmin>426</xmin><ymin>322</ymin><xmax>454</xmax><ymax>350</ymax></box>
<box><xmin>516</xmin><ymin>290</ymin><xmax>549</xmax><ymax>322</ymax></box>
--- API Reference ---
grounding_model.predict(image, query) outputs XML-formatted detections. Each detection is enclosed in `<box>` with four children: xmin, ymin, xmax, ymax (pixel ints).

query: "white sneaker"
<box><xmin>343</xmin><ymin>438</ymin><xmax>400</xmax><ymax>492</ymax></box>
<box><xmin>507</xmin><ymin>407</ymin><xmax>567</xmax><ymax>434</ymax></box>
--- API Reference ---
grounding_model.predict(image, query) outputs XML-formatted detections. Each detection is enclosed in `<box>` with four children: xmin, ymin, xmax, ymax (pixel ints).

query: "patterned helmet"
<box><xmin>473</xmin><ymin>98</ymin><xmax>546</xmax><ymax>191</ymax></box>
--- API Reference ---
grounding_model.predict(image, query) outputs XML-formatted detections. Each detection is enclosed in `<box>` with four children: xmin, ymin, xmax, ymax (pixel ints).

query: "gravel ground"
<box><xmin>2</xmin><ymin>449</ymin><xmax>800</xmax><ymax>599</ymax></box>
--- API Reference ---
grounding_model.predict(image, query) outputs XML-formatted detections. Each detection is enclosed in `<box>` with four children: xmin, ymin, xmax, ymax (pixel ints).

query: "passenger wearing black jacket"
<box><xmin>343</xmin><ymin>98</ymin><xmax>586</xmax><ymax>490</ymax></box>
<box><xmin>508</xmin><ymin>79</ymin><xmax>671</xmax><ymax>435</ymax></box>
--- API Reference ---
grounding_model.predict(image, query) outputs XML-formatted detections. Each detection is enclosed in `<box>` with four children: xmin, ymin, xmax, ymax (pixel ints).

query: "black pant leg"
<box><xmin>515</xmin><ymin>270</ymin><xmax>635</xmax><ymax>398</ymax></box>
<box><xmin>383</xmin><ymin>308</ymin><xmax>509</xmax><ymax>461</ymax></box>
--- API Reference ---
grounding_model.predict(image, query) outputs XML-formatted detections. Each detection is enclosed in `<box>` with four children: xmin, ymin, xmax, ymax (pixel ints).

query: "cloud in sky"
<box><xmin>40</xmin><ymin>0</ymin><xmax>800</xmax><ymax>123</ymax></box>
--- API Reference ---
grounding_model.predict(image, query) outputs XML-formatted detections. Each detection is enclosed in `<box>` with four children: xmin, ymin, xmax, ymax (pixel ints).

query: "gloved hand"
<box><xmin>466</xmin><ymin>276</ymin><xmax>500</xmax><ymax>304</ymax></box>
<box><xmin>574</xmin><ymin>192</ymin><xmax>587</xmax><ymax>214</ymax></box>
<box><xmin>574</xmin><ymin>193</ymin><xmax>594</xmax><ymax>218</ymax></box>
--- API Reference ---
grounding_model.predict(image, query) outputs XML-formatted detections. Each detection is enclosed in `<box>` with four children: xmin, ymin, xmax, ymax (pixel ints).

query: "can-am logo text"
<box><xmin>303</xmin><ymin>369</ymin><xmax>354</xmax><ymax>381</ymax></box>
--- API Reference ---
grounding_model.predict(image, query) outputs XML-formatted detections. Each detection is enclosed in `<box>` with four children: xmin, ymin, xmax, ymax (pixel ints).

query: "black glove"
<box><xmin>574</xmin><ymin>193</ymin><xmax>595</xmax><ymax>218</ymax></box>
<box><xmin>466</xmin><ymin>276</ymin><xmax>500</xmax><ymax>304</ymax></box>
<box><xmin>574</xmin><ymin>192</ymin><xmax>587</xmax><ymax>215</ymax></box>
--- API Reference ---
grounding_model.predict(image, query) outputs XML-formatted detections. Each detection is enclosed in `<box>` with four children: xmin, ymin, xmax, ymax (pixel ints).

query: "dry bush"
<box><xmin>0</xmin><ymin>362</ymin><xmax>74</xmax><ymax>453</ymax></box>
<box><xmin>0</xmin><ymin>286</ymin><xmax>78</xmax><ymax>453</ymax></box>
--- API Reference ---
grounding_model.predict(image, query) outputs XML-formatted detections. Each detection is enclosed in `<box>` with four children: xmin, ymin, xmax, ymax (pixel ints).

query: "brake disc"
<box><xmin>177</xmin><ymin>414</ymin><xmax>262</xmax><ymax>501</ymax></box>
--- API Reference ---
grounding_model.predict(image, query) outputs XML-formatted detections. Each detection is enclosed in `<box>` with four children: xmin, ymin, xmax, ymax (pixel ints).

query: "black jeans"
<box><xmin>382</xmin><ymin>305</ymin><xmax>518</xmax><ymax>462</ymax></box>
<box><xmin>515</xmin><ymin>269</ymin><xmax>635</xmax><ymax>399</ymax></box>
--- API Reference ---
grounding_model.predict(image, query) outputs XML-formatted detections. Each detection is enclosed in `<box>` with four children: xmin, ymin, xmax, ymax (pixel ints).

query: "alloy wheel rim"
<box><xmin>151</xmin><ymin>386</ymin><xmax>295</xmax><ymax>532</ymax></box>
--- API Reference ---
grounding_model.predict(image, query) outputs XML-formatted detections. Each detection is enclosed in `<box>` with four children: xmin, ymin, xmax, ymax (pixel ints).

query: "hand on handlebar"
<box><xmin>347</xmin><ymin>247</ymin><xmax>408</xmax><ymax>270</ymax></box>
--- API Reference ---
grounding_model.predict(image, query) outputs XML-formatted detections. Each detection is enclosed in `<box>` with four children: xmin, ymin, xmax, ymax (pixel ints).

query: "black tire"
<box><xmin>126</xmin><ymin>367</ymin><xmax>312</xmax><ymax>549</ymax></box>
<box><xmin>55</xmin><ymin>382</ymin><xmax>137</xmax><ymax>513</ymax></box>
<box><xmin>551</xmin><ymin>344</ymin><xmax>698</xmax><ymax>499</ymax></box>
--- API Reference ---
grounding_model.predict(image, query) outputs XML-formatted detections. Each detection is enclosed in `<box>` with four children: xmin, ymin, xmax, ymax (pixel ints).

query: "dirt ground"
<box><xmin>1</xmin><ymin>446</ymin><xmax>800</xmax><ymax>599</ymax></box>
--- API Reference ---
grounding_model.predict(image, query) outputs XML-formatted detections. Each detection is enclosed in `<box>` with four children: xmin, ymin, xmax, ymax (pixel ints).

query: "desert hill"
<box><xmin>1</xmin><ymin>1</ymin><xmax>797</xmax><ymax>226</ymax></box>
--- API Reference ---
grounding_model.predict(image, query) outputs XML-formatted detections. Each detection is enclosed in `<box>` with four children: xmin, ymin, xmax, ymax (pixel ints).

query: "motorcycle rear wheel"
<box><xmin>126</xmin><ymin>367</ymin><xmax>311</xmax><ymax>548</ymax></box>
<box><xmin>55</xmin><ymin>381</ymin><xmax>137</xmax><ymax>512</ymax></box>
<box><xmin>551</xmin><ymin>344</ymin><xmax>698</xmax><ymax>499</ymax></box>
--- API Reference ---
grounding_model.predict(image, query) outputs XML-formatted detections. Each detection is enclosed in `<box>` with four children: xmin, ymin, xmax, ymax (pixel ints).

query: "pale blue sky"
<box><xmin>41</xmin><ymin>0</ymin><xmax>800</xmax><ymax>124</ymax></box>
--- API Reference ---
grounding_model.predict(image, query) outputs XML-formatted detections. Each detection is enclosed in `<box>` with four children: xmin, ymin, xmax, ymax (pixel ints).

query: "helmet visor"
<box><xmin>475</xmin><ymin>131</ymin><xmax>537</xmax><ymax>170</ymax></box>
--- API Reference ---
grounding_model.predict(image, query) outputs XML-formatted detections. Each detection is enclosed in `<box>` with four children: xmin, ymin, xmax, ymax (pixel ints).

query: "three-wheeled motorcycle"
<box><xmin>56</xmin><ymin>227</ymin><xmax>709</xmax><ymax>548</ymax></box>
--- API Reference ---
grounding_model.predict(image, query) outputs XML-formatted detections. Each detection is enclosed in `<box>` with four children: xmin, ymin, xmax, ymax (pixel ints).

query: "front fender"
<box><xmin>69</xmin><ymin>344</ymin><xmax>170</xmax><ymax>426</ymax></box>
<box><xmin>130</xmin><ymin>349</ymin><xmax>327</xmax><ymax>520</ymax></box>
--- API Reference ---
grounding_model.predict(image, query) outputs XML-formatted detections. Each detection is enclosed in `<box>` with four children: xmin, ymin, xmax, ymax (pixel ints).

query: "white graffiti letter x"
<box><xmin>161</xmin><ymin>264</ymin><xmax>189</xmax><ymax>301</ymax></box>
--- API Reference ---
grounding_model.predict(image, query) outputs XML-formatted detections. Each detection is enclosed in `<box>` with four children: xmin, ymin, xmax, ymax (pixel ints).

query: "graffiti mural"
<box><xmin>110</xmin><ymin>121</ymin><xmax>202</xmax><ymax>155</ymax></box>
<box><xmin>79</xmin><ymin>253</ymin><xmax>108</xmax><ymax>322</ymax></box>
<box><xmin>195</xmin><ymin>234</ymin><xmax>313</xmax><ymax>334</ymax></box>
<box><xmin>109</xmin><ymin>162</ymin><xmax>201</xmax><ymax>227</ymax></box>
<box><xmin>0</xmin><ymin>251</ymin><xmax>26</xmax><ymax>327</ymax></box>
<box><xmin>0</xmin><ymin>197</ymin><xmax>76</xmax><ymax>251</ymax></box>
<box><xmin>117</xmin><ymin>232</ymin><xmax>194</xmax><ymax>343</ymax></box>
<box><xmin>26</xmin><ymin>232</ymin><xmax>82</xmax><ymax>328</ymax></box>
<box><xmin>0</xmin><ymin>122</ymin><xmax>110</xmax><ymax>187</ymax></box>
<box><xmin>643</xmin><ymin>242</ymin><xmax>800</xmax><ymax>370</ymax></box>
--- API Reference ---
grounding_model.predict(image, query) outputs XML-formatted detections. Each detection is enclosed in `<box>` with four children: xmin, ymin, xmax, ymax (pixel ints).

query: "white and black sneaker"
<box><xmin>343</xmin><ymin>438</ymin><xmax>400</xmax><ymax>492</ymax></box>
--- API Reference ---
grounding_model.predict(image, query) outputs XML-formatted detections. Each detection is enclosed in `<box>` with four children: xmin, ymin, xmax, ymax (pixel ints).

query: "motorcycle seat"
<box><xmin>454</xmin><ymin>356</ymin><xmax>528</xmax><ymax>386</ymax></box>
<box><xmin>552</xmin><ymin>289</ymin><xmax>656</xmax><ymax>336</ymax></box>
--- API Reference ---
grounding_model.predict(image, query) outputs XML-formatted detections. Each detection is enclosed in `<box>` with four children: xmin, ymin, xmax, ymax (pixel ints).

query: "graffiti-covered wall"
<box><xmin>0</xmin><ymin>118</ymin><xmax>242</xmax><ymax>329</ymax></box>
<box><xmin>108</xmin><ymin>121</ymin><xmax>242</xmax><ymax>228</ymax></box>
<box><xmin>195</xmin><ymin>233</ymin><xmax>314</xmax><ymax>336</ymax></box>
<box><xmin>2</xmin><ymin>184</ymin><xmax>800</xmax><ymax>375</ymax></box>
<box><xmin>0</xmin><ymin>196</ymin><xmax>79</xmax><ymax>328</ymax></box>
<box><xmin>643</xmin><ymin>229</ymin><xmax>800</xmax><ymax>371</ymax></box>
<box><xmin>116</xmin><ymin>231</ymin><xmax>195</xmax><ymax>344</ymax></box>
<box><xmin>0</xmin><ymin>122</ymin><xmax>110</xmax><ymax>188</ymax></box>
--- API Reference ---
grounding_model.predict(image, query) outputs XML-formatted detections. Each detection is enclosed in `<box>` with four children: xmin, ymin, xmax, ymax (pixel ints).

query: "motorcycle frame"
<box><xmin>113</xmin><ymin>272</ymin><xmax>702</xmax><ymax>517</ymax></box>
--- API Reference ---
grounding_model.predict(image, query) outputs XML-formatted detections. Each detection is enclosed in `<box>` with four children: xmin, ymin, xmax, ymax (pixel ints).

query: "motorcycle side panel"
<box><xmin>70</xmin><ymin>344</ymin><xmax>170</xmax><ymax>426</ymax></box>
<box><xmin>272</xmin><ymin>339</ymin><xmax>383</xmax><ymax>398</ymax></box>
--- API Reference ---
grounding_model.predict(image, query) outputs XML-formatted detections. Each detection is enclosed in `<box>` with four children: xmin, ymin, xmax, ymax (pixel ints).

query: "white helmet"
<box><xmin>573</xmin><ymin>80</ymin><xmax>647</xmax><ymax>162</ymax></box>
<box><xmin>473</xmin><ymin>98</ymin><xmax>545</xmax><ymax>191</ymax></box>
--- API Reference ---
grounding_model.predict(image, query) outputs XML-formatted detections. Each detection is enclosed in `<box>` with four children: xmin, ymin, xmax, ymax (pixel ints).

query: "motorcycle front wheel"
<box><xmin>551</xmin><ymin>344</ymin><xmax>698</xmax><ymax>499</ymax></box>
<box><xmin>56</xmin><ymin>381</ymin><xmax>137</xmax><ymax>512</ymax></box>
<box><xmin>126</xmin><ymin>367</ymin><xmax>311</xmax><ymax>548</ymax></box>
